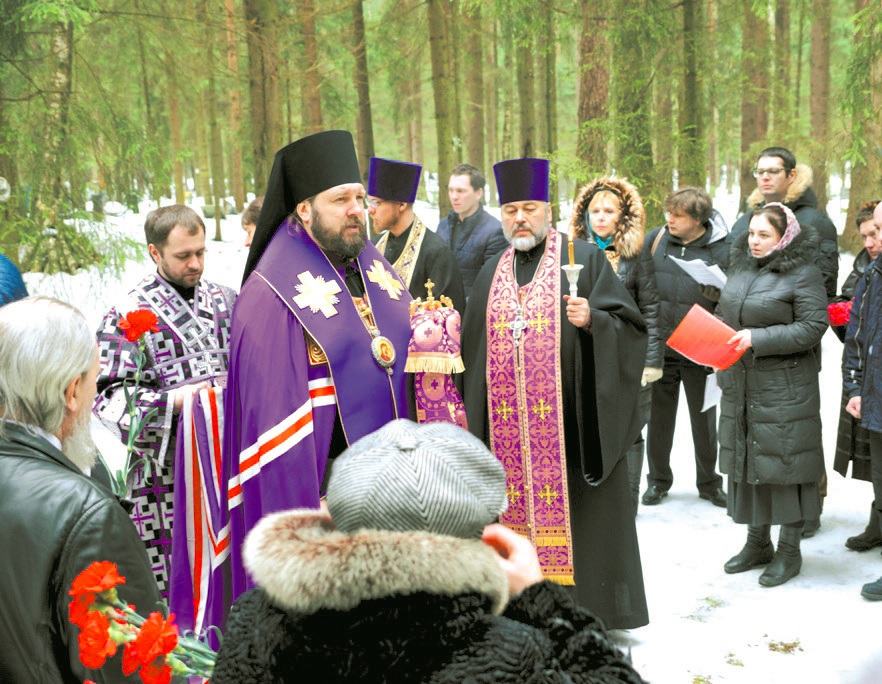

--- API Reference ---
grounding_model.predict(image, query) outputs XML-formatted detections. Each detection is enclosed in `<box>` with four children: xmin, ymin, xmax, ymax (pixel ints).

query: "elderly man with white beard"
<box><xmin>461</xmin><ymin>158</ymin><xmax>650</xmax><ymax>630</ymax></box>
<box><xmin>0</xmin><ymin>297</ymin><xmax>160</xmax><ymax>683</ymax></box>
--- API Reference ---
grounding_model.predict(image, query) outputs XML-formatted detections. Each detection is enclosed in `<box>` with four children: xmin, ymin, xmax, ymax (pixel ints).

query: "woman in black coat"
<box><xmin>833</xmin><ymin>200</ymin><xmax>881</xmax><ymax>551</ymax></box>
<box><xmin>571</xmin><ymin>176</ymin><xmax>662</xmax><ymax>514</ymax></box>
<box><xmin>716</xmin><ymin>203</ymin><xmax>827</xmax><ymax>587</ymax></box>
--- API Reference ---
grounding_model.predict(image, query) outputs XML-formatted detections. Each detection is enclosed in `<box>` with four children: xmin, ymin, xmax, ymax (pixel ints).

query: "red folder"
<box><xmin>666</xmin><ymin>304</ymin><xmax>745</xmax><ymax>370</ymax></box>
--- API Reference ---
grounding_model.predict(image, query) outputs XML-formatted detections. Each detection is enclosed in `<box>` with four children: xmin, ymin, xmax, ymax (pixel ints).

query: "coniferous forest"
<box><xmin>0</xmin><ymin>0</ymin><xmax>880</xmax><ymax>273</ymax></box>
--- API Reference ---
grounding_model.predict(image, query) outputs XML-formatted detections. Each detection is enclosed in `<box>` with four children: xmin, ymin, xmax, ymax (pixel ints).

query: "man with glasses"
<box><xmin>729</xmin><ymin>146</ymin><xmax>838</xmax><ymax>300</ymax></box>
<box><xmin>368</xmin><ymin>157</ymin><xmax>465</xmax><ymax>309</ymax></box>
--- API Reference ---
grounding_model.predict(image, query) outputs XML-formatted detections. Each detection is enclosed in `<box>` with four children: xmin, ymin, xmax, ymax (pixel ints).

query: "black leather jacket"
<box><xmin>0</xmin><ymin>423</ymin><xmax>160</xmax><ymax>683</ymax></box>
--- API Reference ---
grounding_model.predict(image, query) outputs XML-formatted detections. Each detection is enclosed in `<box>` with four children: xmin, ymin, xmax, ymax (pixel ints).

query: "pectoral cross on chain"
<box><xmin>510</xmin><ymin>305</ymin><xmax>528</xmax><ymax>347</ymax></box>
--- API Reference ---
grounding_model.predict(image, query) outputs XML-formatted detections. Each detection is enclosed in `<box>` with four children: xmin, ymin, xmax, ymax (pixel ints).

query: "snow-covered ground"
<box><xmin>21</xmin><ymin>192</ymin><xmax>878</xmax><ymax>683</ymax></box>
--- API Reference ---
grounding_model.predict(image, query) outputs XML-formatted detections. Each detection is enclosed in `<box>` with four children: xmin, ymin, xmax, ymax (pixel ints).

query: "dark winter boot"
<box><xmin>845</xmin><ymin>502</ymin><xmax>882</xmax><ymax>551</ymax></box>
<box><xmin>724</xmin><ymin>525</ymin><xmax>773</xmax><ymax>574</ymax></box>
<box><xmin>759</xmin><ymin>523</ymin><xmax>803</xmax><ymax>587</ymax></box>
<box><xmin>626</xmin><ymin>440</ymin><xmax>644</xmax><ymax>517</ymax></box>
<box><xmin>860</xmin><ymin>576</ymin><xmax>882</xmax><ymax>600</ymax></box>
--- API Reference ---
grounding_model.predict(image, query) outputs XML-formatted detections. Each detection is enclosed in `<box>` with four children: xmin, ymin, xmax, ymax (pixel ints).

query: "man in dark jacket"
<box><xmin>436</xmin><ymin>163</ymin><xmax>508</xmax><ymax>299</ymax></box>
<box><xmin>728</xmin><ymin>146</ymin><xmax>839</xmax><ymax>301</ymax></box>
<box><xmin>642</xmin><ymin>187</ymin><xmax>728</xmax><ymax>508</ymax></box>
<box><xmin>0</xmin><ymin>297</ymin><xmax>160</xmax><ymax>683</ymax></box>
<box><xmin>843</xmin><ymin>200</ymin><xmax>882</xmax><ymax>601</ymax></box>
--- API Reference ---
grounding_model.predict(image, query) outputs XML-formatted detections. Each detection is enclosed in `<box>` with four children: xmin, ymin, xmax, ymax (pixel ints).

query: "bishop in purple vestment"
<box><xmin>224</xmin><ymin>130</ymin><xmax>413</xmax><ymax>605</ymax></box>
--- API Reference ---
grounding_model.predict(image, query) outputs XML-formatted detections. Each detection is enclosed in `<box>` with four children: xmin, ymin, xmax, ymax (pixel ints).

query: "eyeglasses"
<box><xmin>366</xmin><ymin>198</ymin><xmax>385</xmax><ymax>209</ymax></box>
<box><xmin>753</xmin><ymin>167</ymin><xmax>787</xmax><ymax>179</ymax></box>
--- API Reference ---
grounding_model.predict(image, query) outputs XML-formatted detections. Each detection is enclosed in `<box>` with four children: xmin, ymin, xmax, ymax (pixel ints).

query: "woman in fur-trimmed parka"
<box><xmin>716</xmin><ymin>203</ymin><xmax>827</xmax><ymax>588</ymax></box>
<box><xmin>211</xmin><ymin>512</ymin><xmax>646</xmax><ymax>684</ymax></box>
<box><xmin>571</xmin><ymin>177</ymin><xmax>662</xmax><ymax>514</ymax></box>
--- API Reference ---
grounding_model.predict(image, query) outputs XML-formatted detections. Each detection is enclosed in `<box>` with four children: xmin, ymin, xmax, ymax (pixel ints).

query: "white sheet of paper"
<box><xmin>669</xmin><ymin>255</ymin><xmax>728</xmax><ymax>289</ymax></box>
<box><xmin>703</xmin><ymin>372</ymin><xmax>722</xmax><ymax>412</ymax></box>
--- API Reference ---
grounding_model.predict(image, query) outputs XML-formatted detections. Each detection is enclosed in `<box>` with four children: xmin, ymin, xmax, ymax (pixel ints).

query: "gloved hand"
<box><xmin>698</xmin><ymin>284</ymin><xmax>722</xmax><ymax>302</ymax></box>
<box><xmin>641</xmin><ymin>366</ymin><xmax>663</xmax><ymax>386</ymax></box>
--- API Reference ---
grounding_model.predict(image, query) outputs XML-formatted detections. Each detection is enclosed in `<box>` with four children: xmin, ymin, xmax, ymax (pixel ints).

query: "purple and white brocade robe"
<box><xmin>93</xmin><ymin>273</ymin><xmax>236</xmax><ymax>597</ymax></box>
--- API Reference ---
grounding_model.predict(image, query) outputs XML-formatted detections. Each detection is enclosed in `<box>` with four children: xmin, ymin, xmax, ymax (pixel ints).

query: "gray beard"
<box><xmin>512</xmin><ymin>235</ymin><xmax>540</xmax><ymax>251</ymax></box>
<box><xmin>63</xmin><ymin>410</ymin><xmax>98</xmax><ymax>473</ymax></box>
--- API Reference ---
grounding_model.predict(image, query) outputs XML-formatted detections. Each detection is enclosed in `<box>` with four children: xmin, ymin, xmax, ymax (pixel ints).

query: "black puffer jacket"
<box><xmin>0</xmin><ymin>423</ymin><xmax>161</xmax><ymax>683</ymax></box>
<box><xmin>212</xmin><ymin>511</ymin><xmax>646</xmax><ymax>684</ymax></box>
<box><xmin>645</xmin><ymin>213</ymin><xmax>729</xmax><ymax>360</ymax></box>
<box><xmin>716</xmin><ymin>229</ymin><xmax>827</xmax><ymax>486</ymax></box>
<box><xmin>728</xmin><ymin>165</ymin><xmax>839</xmax><ymax>301</ymax></box>
<box><xmin>571</xmin><ymin>177</ymin><xmax>663</xmax><ymax>368</ymax></box>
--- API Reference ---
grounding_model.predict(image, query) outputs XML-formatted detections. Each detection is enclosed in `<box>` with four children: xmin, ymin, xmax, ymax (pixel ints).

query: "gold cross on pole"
<box><xmin>506</xmin><ymin>483</ymin><xmax>522</xmax><ymax>505</ymax></box>
<box><xmin>494</xmin><ymin>399</ymin><xmax>514</xmax><ymax>422</ymax></box>
<box><xmin>537</xmin><ymin>483</ymin><xmax>558</xmax><ymax>506</ymax></box>
<box><xmin>529</xmin><ymin>312</ymin><xmax>551</xmax><ymax>334</ymax></box>
<box><xmin>292</xmin><ymin>271</ymin><xmax>342</xmax><ymax>318</ymax></box>
<box><xmin>531</xmin><ymin>398</ymin><xmax>553</xmax><ymax>421</ymax></box>
<box><xmin>366</xmin><ymin>260</ymin><xmax>405</xmax><ymax>300</ymax></box>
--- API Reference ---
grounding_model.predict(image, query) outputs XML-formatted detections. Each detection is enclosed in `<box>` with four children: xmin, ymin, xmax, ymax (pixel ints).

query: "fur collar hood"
<box><xmin>746</xmin><ymin>164</ymin><xmax>815</xmax><ymax>210</ymax></box>
<box><xmin>244</xmin><ymin>510</ymin><xmax>510</xmax><ymax>616</ymax></box>
<box><xmin>570</xmin><ymin>176</ymin><xmax>646</xmax><ymax>259</ymax></box>
<box><xmin>729</xmin><ymin>223</ymin><xmax>820</xmax><ymax>275</ymax></box>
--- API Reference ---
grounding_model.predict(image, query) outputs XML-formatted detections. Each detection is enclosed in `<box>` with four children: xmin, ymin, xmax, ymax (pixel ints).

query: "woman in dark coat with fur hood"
<box><xmin>716</xmin><ymin>203</ymin><xmax>827</xmax><ymax>588</ymax></box>
<box><xmin>571</xmin><ymin>176</ymin><xmax>662</xmax><ymax>514</ymax></box>
<box><xmin>211</xmin><ymin>420</ymin><xmax>646</xmax><ymax>684</ymax></box>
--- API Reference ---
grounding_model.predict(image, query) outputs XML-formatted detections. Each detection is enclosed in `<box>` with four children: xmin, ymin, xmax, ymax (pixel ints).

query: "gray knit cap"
<box><xmin>326</xmin><ymin>419</ymin><xmax>508</xmax><ymax>539</ymax></box>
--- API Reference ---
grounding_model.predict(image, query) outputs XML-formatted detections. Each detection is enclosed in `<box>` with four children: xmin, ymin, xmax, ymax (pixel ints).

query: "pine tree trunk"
<box><xmin>809</xmin><ymin>0</ymin><xmax>831</xmax><ymax>209</ymax></box>
<box><xmin>612</xmin><ymin>4</ymin><xmax>654</xmax><ymax>214</ymax></box>
<box><xmin>576</xmin><ymin>0</ymin><xmax>609</xmax><ymax>181</ymax></box>
<box><xmin>201</xmin><ymin>0</ymin><xmax>225</xmax><ymax>240</ymax></box>
<box><xmin>164</xmin><ymin>52</ymin><xmax>186</xmax><ymax>204</ymax></box>
<box><xmin>500</xmin><ymin>48</ymin><xmax>514</xmax><ymax>161</ymax></box>
<box><xmin>449</xmin><ymin>2</ymin><xmax>463</xmax><ymax>152</ymax></box>
<box><xmin>679</xmin><ymin>0</ymin><xmax>704</xmax><ymax>187</ymax></box>
<box><xmin>486</xmin><ymin>20</ymin><xmax>499</xmax><ymax>201</ymax></box>
<box><xmin>464</xmin><ymin>6</ymin><xmax>485</xmax><ymax>173</ymax></box>
<box><xmin>352</xmin><ymin>0</ymin><xmax>374</xmax><ymax>184</ymax></box>
<box><xmin>44</xmin><ymin>20</ymin><xmax>74</xmax><ymax>205</ymax></box>
<box><xmin>243</xmin><ymin>0</ymin><xmax>280</xmax><ymax>191</ymax></box>
<box><xmin>654</xmin><ymin>78</ymin><xmax>674</xmax><ymax>201</ymax></box>
<box><xmin>428</xmin><ymin>0</ymin><xmax>456</xmax><ymax>218</ymax></box>
<box><xmin>516</xmin><ymin>43</ymin><xmax>536</xmax><ymax>158</ymax></box>
<box><xmin>301</xmin><ymin>0</ymin><xmax>323</xmax><ymax>135</ymax></box>
<box><xmin>739</xmin><ymin>3</ymin><xmax>769</xmax><ymax>212</ymax></box>
<box><xmin>706</xmin><ymin>0</ymin><xmax>718</xmax><ymax>188</ymax></box>
<box><xmin>544</xmin><ymin>12</ymin><xmax>558</xmax><ymax>222</ymax></box>
<box><xmin>224</xmin><ymin>0</ymin><xmax>245</xmax><ymax>211</ymax></box>
<box><xmin>772</xmin><ymin>0</ymin><xmax>791</xmax><ymax>136</ymax></box>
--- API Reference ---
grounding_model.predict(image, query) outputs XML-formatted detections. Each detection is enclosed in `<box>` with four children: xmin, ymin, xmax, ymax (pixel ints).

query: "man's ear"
<box><xmin>476</xmin><ymin>187</ymin><xmax>484</xmax><ymax>203</ymax></box>
<box><xmin>148</xmin><ymin>243</ymin><xmax>160</xmax><ymax>265</ymax></box>
<box><xmin>64</xmin><ymin>374</ymin><xmax>81</xmax><ymax>414</ymax></box>
<box><xmin>296</xmin><ymin>200</ymin><xmax>311</xmax><ymax>225</ymax></box>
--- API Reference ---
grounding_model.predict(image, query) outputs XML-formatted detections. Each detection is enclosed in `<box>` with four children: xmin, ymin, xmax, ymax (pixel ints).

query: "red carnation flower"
<box><xmin>828</xmin><ymin>300</ymin><xmax>852</xmax><ymax>327</ymax></box>
<box><xmin>138</xmin><ymin>657</ymin><xmax>174</xmax><ymax>684</ymax></box>
<box><xmin>119</xmin><ymin>309</ymin><xmax>160</xmax><ymax>343</ymax></box>
<box><xmin>69</xmin><ymin>593</ymin><xmax>96</xmax><ymax>628</ymax></box>
<box><xmin>122</xmin><ymin>612</ymin><xmax>178</xmax><ymax>675</ymax></box>
<box><xmin>70</xmin><ymin>561</ymin><xmax>126</xmax><ymax>601</ymax></box>
<box><xmin>78</xmin><ymin>611</ymin><xmax>117</xmax><ymax>669</ymax></box>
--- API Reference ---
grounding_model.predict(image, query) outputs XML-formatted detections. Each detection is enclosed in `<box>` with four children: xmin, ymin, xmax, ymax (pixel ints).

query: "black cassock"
<box><xmin>462</xmin><ymin>233</ymin><xmax>649</xmax><ymax>629</ymax></box>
